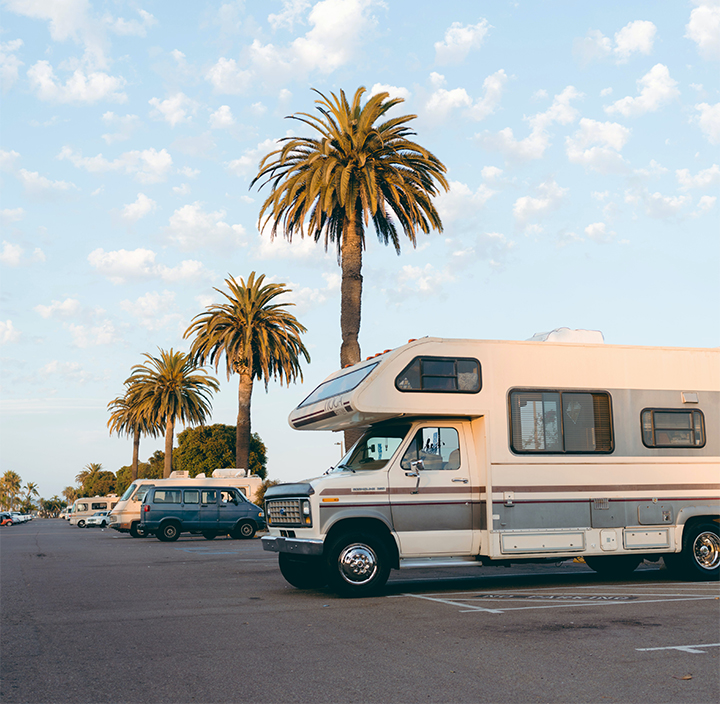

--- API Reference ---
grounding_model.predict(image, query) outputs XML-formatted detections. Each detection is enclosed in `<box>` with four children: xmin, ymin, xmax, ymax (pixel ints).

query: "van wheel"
<box><xmin>326</xmin><ymin>532</ymin><xmax>391</xmax><ymax>597</ymax></box>
<box><xmin>584</xmin><ymin>554</ymin><xmax>641</xmax><ymax>577</ymax></box>
<box><xmin>77</xmin><ymin>520</ymin><xmax>86</xmax><ymax>528</ymax></box>
<box><xmin>233</xmin><ymin>521</ymin><xmax>256</xmax><ymax>539</ymax></box>
<box><xmin>202</xmin><ymin>532</ymin><xmax>217</xmax><ymax>540</ymax></box>
<box><xmin>130</xmin><ymin>522</ymin><xmax>147</xmax><ymax>539</ymax></box>
<box><xmin>279</xmin><ymin>553</ymin><xmax>328</xmax><ymax>589</ymax></box>
<box><xmin>158</xmin><ymin>522</ymin><xmax>180</xmax><ymax>542</ymax></box>
<box><xmin>667</xmin><ymin>522</ymin><xmax>720</xmax><ymax>581</ymax></box>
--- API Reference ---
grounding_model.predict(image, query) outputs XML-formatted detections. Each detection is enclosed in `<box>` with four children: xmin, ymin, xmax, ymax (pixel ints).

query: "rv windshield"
<box><xmin>298</xmin><ymin>362</ymin><xmax>379</xmax><ymax>408</ymax></box>
<box><xmin>119</xmin><ymin>483</ymin><xmax>137</xmax><ymax>502</ymax></box>
<box><xmin>332</xmin><ymin>424</ymin><xmax>410</xmax><ymax>472</ymax></box>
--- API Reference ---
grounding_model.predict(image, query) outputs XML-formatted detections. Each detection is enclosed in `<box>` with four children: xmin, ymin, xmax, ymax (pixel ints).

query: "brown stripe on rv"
<box><xmin>493</xmin><ymin>483</ymin><xmax>720</xmax><ymax>493</ymax></box>
<box><xmin>292</xmin><ymin>410</ymin><xmax>337</xmax><ymax>427</ymax></box>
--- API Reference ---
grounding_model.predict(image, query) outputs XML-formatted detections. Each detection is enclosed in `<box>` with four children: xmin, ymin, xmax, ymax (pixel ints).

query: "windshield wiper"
<box><xmin>334</xmin><ymin>463</ymin><xmax>356</xmax><ymax>473</ymax></box>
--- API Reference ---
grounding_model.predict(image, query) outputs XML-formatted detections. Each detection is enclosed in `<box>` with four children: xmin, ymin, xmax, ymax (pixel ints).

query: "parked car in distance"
<box><xmin>1</xmin><ymin>512</ymin><xmax>14</xmax><ymax>526</ymax></box>
<box><xmin>141</xmin><ymin>486</ymin><xmax>265</xmax><ymax>542</ymax></box>
<box><xmin>85</xmin><ymin>511</ymin><xmax>110</xmax><ymax>528</ymax></box>
<box><xmin>10</xmin><ymin>512</ymin><xmax>32</xmax><ymax>524</ymax></box>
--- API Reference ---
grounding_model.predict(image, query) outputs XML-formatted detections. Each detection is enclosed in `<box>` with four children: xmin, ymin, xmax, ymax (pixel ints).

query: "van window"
<box><xmin>91</xmin><ymin>502</ymin><xmax>108</xmax><ymax>510</ymax></box>
<box><xmin>220</xmin><ymin>490</ymin><xmax>239</xmax><ymax>504</ymax></box>
<box><xmin>201</xmin><ymin>490</ymin><xmax>217</xmax><ymax>505</ymax></box>
<box><xmin>395</xmin><ymin>357</ymin><xmax>481</xmax><ymax>393</ymax></box>
<box><xmin>400</xmin><ymin>427</ymin><xmax>461</xmax><ymax>470</ymax></box>
<box><xmin>153</xmin><ymin>490</ymin><xmax>182</xmax><ymax>504</ymax></box>
<box><xmin>510</xmin><ymin>390</ymin><xmax>613</xmax><ymax>453</ymax></box>
<box><xmin>184</xmin><ymin>490</ymin><xmax>200</xmax><ymax>504</ymax></box>
<box><xmin>641</xmin><ymin>409</ymin><xmax>705</xmax><ymax>448</ymax></box>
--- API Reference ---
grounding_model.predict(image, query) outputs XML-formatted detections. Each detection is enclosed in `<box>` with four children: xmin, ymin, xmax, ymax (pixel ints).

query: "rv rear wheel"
<box><xmin>667</xmin><ymin>522</ymin><xmax>720</xmax><ymax>581</ymax></box>
<box><xmin>584</xmin><ymin>554</ymin><xmax>641</xmax><ymax>577</ymax></box>
<box><xmin>326</xmin><ymin>532</ymin><xmax>391</xmax><ymax>597</ymax></box>
<box><xmin>278</xmin><ymin>554</ymin><xmax>328</xmax><ymax>589</ymax></box>
<box><xmin>157</xmin><ymin>521</ymin><xmax>180</xmax><ymax>542</ymax></box>
<box><xmin>77</xmin><ymin>520</ymin><xmax>86</xmax><ymax>528</ymax></box>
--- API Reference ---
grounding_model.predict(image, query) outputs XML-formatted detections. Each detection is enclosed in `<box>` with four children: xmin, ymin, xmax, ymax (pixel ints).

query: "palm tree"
<box><xmin>108</xmin><ymin>385</ymin><xmax>162</xmax><ymax>483</ymax></box>
<box><xmin>23</xmin><ymin>481</ymin><xmax>39</xmax><ymax>502</ymax></box>
<box><xmin>125</xmin><ymin>349</ymin><xmax>220</xmax><ymax>478</ymax></box>
<box><xmin>1</xmin><ymin>470</ymin><xmax>22</xmax><ymax>510</ymax></box>
<box><xmin>251</xmin><ymin>86</ymin><xmax>448</xmax><ymax>369</ymax></box>
<box><xmin>76</xmin><ymin>462</ymin><xmax>102</xmax><ymax>492</ymax></box>
<box><xmin>184</xmin><ymin>273</ymin><xmax>310</xmax><ymax>472</ymax></box>
<box><xmin>62</xmin><ymin>486</ymin><xmax>78</xmax><ymax>504</ymax></box>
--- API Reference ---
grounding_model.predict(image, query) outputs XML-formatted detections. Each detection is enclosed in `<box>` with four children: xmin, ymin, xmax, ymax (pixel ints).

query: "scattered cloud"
<box><xmin>574</xmin><ymin>20</ymin><xmax>657</xmax><ymax>65</ymax></box>
<box><xmin>604</xmin><ymin>64</ymin><xmax>679</xmax><ymax>117</ymax></box>
<box><xmin>27</xmin><ymin>60</ymin><xmax>127</xmax><ymax>103</ymax></box>
<box><xmin>369</xmin><ymin>83</ymin><xmax>411</xmax><ymax>102</ymax></box>
<box><xmin>34</xmin><ymin>298</ymin><xmax>82</xmax><ymax>318</ymax></box>
<box><xmin>149</xmin><ymin>92</ymin><xmax>199</xmax><ymax>127</ymax></box>
<box><xmin>119</xmin><ymin>291</ymin><xmax>182</xmax><ymax>331</ymax></box>
<box><xmin>17</xmin><ymin>168</ymin><xmax>77</xmax><ymax>194</ymax></box>
<box><xmin>676</xmin><ymin>163</ymin><xmax>720</xmax><ymax>190</ymax></box>
<box><xmin>390</xmin><ymin>263</ymin><xmax>456</xmax><ymax>301</ymax></box>
<box><xmin>163</xmin><ymin>203</ymin><xmax>246</xmax><ymax>250</ymax></box>
<box><xmin>584</xmin><ymin>222</ymin><xmax>616</xmax><ymax>243</ymax></box>
<box><xmin>58</xmin><ymin>146</ymin><xmax>173</xmax><ymax>183</ymax></box>
<box><xmin>0</xmin><ymin>38</ymin><xmax>24</xmax><ymax>91</ymax></box>
<box><xmin>121</xmin><ymin>193</ymin><xmax>157</xmax><ymax>221</ymax></box>
<box><xmin>424</xmin><ymin>69</ymin><xmax>507</xmax><ymax>123</ymax></box>
<box><xmin>565</xmin><ymin>118</ymin><xmax>630</xmax><ymax>174</ymax></box>
<box><xmin>1</xmin><ymin>207</ymin><xmax>25</xmax><ymax>224</ymax></box>
<box><xmin>101</xmin><ymin>112</ymin><xmax>140</xmax><ymax>144</ymax></box>
<box><xmin>104</xmin><ymin>9</ymin><xmax>157</xmax><ymax>38</ymax></box>
<box><xmin>227</xmin><ymin>137</ymin><xmax>281</xmax><ymax>176</ymax></box>
<box><xmin>435</xmin><ymin>19</ymin><xmax>490</xmax><ymax>65</ymax></box>
<box><xmin>435</xmin><ymin>180</ymin><xmax>496</xmax><ymax>224</ymax></box>
<box><xmin>513</xmin><ymin>179</ymin><xmax>568</xmax><ymax>226</ymax></box>
<box><xmin>694</xmin><ymin>195</ymin><xmax>717</xmax><ymax>215</ymax></box>
<box><xmin>88</xmin><ymin>247</ymin><xmax>214</xmax><ymax>284</ymax></box>
<box><xmin>693</xmin><ymin>102</ymin><xmax>720</xmax><ymax>144</ymax></box>
<box><xmin>209</xmin><ymin>105</ymin><xmax>236</xmax><ymax>128</ymax></box>
<box><xmin>625</xmin><ymin>188</ymin><xmax>692</xmax><ymax>219</ymax></box>
<box><xmin>0</xmin><ymin>320</ymin><xmax>21</xmax><ymax>344</ymax></box>
<box><xmin>0</xmin><ymin>148</ymin><xmax>21</xmax><ymax>171</ymax></box>
<box><xmin>685</xmin><ymin>1</ymin><xmax>720</xmax><ymax>60</ymax></box>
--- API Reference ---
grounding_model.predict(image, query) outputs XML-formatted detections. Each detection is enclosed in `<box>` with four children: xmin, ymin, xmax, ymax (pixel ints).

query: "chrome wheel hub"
<box><xmin>693</xmin><ymin>531</ymin><xmax>720</xmax><ymax>570</ymax></box>
<box><xmin>338</xmin><ymin>544</ymin><xmax>378</xmax><ymax>585</ymax></box>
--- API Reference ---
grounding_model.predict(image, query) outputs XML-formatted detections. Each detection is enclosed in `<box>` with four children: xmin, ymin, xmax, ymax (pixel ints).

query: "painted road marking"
<box><xmin>637</xmin><ymin>643</ymin><xmax>720</xmax><ymax>654</ymax></box>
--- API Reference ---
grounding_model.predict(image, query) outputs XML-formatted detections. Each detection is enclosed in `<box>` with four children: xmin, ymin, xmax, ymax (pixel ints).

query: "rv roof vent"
<box><xmin>169</xmin><ymin>470</ymin><xmax>190</xmax><ymax>478</ymax></box>
<box><xmin>212</xmin><ymin>468</ymin><xmax>248</xmax><ymax>478</ymax></box>
<box><xmin>528</xmin><ymin>327</ymin><xmax>605</xmax><ymax>343</ymax></box>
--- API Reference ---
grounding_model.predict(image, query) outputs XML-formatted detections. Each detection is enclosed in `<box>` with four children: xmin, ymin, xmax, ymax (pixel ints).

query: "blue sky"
<box><xmin>1</xmin><ymin>0</ymin><xmax>718</xmax><ymax>500</ymax></box>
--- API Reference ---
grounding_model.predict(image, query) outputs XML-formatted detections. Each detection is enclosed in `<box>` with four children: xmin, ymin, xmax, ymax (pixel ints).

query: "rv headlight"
<box><xmin>302</xmin><ymin>500</ymin><xmax>312</xmax><ymax>525</ymax></box>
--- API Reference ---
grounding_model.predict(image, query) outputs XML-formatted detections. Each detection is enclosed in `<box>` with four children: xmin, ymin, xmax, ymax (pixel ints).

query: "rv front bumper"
<box><xmin>261</xmin><ymin>535</ymin><xmax>324</xmax><ymax>556</ymax></box>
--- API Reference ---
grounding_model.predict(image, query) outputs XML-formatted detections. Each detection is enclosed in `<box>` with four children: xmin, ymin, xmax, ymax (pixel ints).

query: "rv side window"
<box><xmin>641</xmin><ymin>409</ymin><xmax>706</xmax><ymax>448</ymax></box>
<box><xmin>184</xmin><ymin>490</ymin><xmax>200</xmax><ymax>504</ymax></box>
<box><xmin>153</xmin><ymin>490</ymin><xmax>182</xmax><ymax>504</ymax></box>
<box><xmin>510</xmin><ymin>390</ymin><xmax>613</xmax><ymax>454</ymax></box>
<box><xmin>395</xmin><ymin>357</ymin><xmax>481</xmax><ymax>393</ymax></box>
<box><xmin>400</xmin><ymin>427</ymin><xmax>461</xmax><ymax>470</ymax></box>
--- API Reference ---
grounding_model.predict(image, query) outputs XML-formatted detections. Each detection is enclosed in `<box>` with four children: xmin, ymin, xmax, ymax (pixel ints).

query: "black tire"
<box><xmin>233</xmin><ymin>521</ymin><xmax>256</xmax><ymax>540</ymax></box>
<box><xmin>77</xmin><ymin>520</ymin><xmax>86</xmax><ymax>528</ymax></box>
<box><xmin>326</xmin><ymin>532</ymin><xmax>391</xmax><ymax>597</ymax></box>
<box><xmin>202</xmin><ymin>532</ymin><xmax>217</xmax><ymax>540</ymax></box>
<box><xmin>666</xmin><ymin>522</ymin><xmax>720</xmax><ymax>581</ymax></box>
<box><xmin>584</xmin><ymin>554</ymin><xmax>642</xmax><ymax>577</ymax></box>
<box><xmin>157</xmin><ymin>521</ymin><xmax>180</xmax><ymax>542</ymax></box>
<box><xmin>278</xmin><ymin>553</ymin><xmax>328</xmax><ymax>589</ymax></box>
<box><xmin>130</xmin><ymin>522</ymin><xmax>148</xmax><ymax>539</ymax></box>
<box><xmin>100</xmin><ymin>521</ymin><xmax>107</xmax><ymax>528</ymax></box>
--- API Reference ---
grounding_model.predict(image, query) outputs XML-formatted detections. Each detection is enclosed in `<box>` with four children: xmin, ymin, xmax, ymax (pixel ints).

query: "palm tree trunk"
<box><xmin>340</xmin><ymin>207</ymin><xmax>365</xmax><ymax>451</ymax></box>
<box><xmin>131</xmin><ymin>427</ymin><xmax>140</xmax><ymax>482</ymax></box>
<box><xmin>163</xmin><ymin>418</ymin><xmax>175</xmax><ymax>478</ymax></box>
<box><xmin>236</xmin><ymin>372</ymin><xmax>254</xmax><ymax>472</ymax></box>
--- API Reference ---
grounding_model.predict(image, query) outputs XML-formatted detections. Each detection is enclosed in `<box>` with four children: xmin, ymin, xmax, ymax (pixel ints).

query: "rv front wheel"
<box><xmin>278</xmin><ymin>553</ymin><xmax>328</xmax><ymax>589</ymax></box>
<box><xmin>326</xmin><ymin>532</ymin><xmax>391</xmax><ymax>597</ymax></box>
<box><xmin>584</xmin><ymin>554</ymin><xmax>641</xmax><ymax>577</ymax></box>
<box><xmin>130</xmin><ymin>522</ymin><xmax>147</xmax><ymax>538</ymax></box>
<box><xmin>670</xmin><ymin>522</ymin><xmax>720</xmax><ymax>581</ymax></box>
<box><xmin>77</xmin><ymin>520</ymin><xmax>86</xmax><ymax>528</ymax></box>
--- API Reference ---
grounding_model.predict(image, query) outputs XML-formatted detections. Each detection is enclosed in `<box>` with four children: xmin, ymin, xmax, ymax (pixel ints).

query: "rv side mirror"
<box><xmin>410</xmin><ymin>459</ymin><xmax>424</xmax><ymax>474</ymax></box>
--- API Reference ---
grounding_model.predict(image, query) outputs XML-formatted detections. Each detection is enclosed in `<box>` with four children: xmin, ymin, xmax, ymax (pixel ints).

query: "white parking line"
<box><xmin>637</xmin><ymin>643</ymin><xmax>720</xmax><ymax>654</ymax></box>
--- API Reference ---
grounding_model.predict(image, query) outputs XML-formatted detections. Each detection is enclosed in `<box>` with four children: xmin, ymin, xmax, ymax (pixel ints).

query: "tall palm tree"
<box><xmin>125</xmin><ymin>349</ymin><xmax>219</xmax><ymax>478</ymax></box>
<box><xmin>252</xmin><ymin>86</ymin><xmax>448</xmax><ymax>369</ymax></box>
<box><xmin>23</xmin><ymin>481</ymin><xmax>39</xmax><ymax>502</ymax></box>
<box><xmin>76</xmin><ymin>462</ymin><xmax>102</xmax><ymax>490</ymax></box>
<box><xmin>108</xmin><ymin>385</ymin><xmax>162</xmax><ymax>482</ymax></box>
<box><xmin>184</xmin><ymin>273</ymin><xmax>310</xmax><ymax>472</ymax></box>
<box><xmin>1</xmin><ymin>470</ymin><xmax>22</xmax><ymax>510</ymax></box>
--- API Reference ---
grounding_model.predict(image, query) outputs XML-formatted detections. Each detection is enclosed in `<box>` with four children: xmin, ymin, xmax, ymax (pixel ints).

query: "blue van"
<box><xmin>141</xmin><ymin>486</ymin><xmax>265</xmax><ymax>542</ymax></box>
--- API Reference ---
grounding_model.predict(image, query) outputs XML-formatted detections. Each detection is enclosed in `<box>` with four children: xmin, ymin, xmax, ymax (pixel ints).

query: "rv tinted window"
<box><xmin>641</xmin><ymin>409</ymin><xmax>706</xmax><ymax>448</ymax></box>
<box><xmin>510</xmin><ymin>390</ymin><xmax>613</xmax><ymax>454</ymax></box>
<box><xmin>298</xmin><ymin>362</ymin><xmax>379</xmax><ymax>408</ymax></box>
<box><xmin>91</xmin><ymin>502</ymin><xmax>108</xmax><ymax>510</ymax></box>
<box><xmin>395</xmin><ymin>357</ymin><xmax>481</xmax><ymax>393</ymax></box>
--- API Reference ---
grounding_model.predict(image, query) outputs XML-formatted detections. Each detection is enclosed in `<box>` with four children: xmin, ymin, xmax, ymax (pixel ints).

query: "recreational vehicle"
<box><xmin>262</xmin><ymin>334</ymin><xmax>719</xmax><ymax>596</ymax></box>
<box><xmin>69</xmin><ymin>496</ymin><xmax>118</xmax><ymax>527</ymax></box>
<box><xmin>108</xmin><ymin>469</ymin><xmax>263</xmax><ymax>538</ymax></box>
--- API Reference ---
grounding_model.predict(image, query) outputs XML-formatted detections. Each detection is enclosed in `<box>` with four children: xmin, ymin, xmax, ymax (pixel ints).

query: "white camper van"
<box><xmin>69</xmin><ymin>496</ymin><xmax>119</xmax><ymax>527</ymax></box>
<box><xmin>108</xmin><ymin>469</ymin><xmax>263</xmax><ymax>538</ymax></box>
<box><xmin>262</xmin><ymin>335</ymin><xmax>719</xmax><ymax>596</ymax></box>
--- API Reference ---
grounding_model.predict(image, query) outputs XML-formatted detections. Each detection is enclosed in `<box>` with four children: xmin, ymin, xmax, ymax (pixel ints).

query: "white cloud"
<box><xmin>574</xmin><ymin>21</ymin><xmax>657</xmax><ymax>65</ymax></box>
<box><xmin>481</xmin><ymin>166</ymin><xmax>503</xmax><ymax>181</ymax></box>
<box><xmin>119</xmin><ymin>291</ymin><xmax>181</xmax><ymax>331</ymax></box>
<box><xmin>205</xmin><ymin>57</ymin><xmax>253</xmax><ymax>95</ymax></box>
<box><xmin>34</xmin><ymin>298</ymin><xmax>82</xmax><ymax>318</ymax></box>
<box><xmin>0</xmin><ymin>241</ymin><xmax>23</xmax><ymax>266</ymax></box>
<box><xmin>17</xmin><ymin>168</ymin><xmax>76</xmax><ymax>194</ymax></box>
<box><xmin>565</xmin><ymin>118</ymin><xmax>630</xmax><ymax>173</ymax></box>
<box><xmin>173</xmin><ymin>183</ymin><xmax>191</xmax><ymax>196</ymax></box>
<box><xmin>149</xmin><ymin>92</ymin><xmax>198</xmax><ymax>127</ymax></box>
<box><xmin>425</xmin><ymin>86</ymin><xmax>472</xmax><ymax>120</ymax></box>
<box><xmin>280</xmin><ymin>272</ymin><xmax>339</xmax><ymax>313</ymax></box>
<box><xmin>27</xmin><ymin>60</ymin><xmax>127</xmax><ymax>103</ymax></box>
<box><xmin>467</xmin><ymin>70</ymin><xmax>507</xmax><ymax>120</ymax></box>
<box><xmin>269</xmin><ymin>1</ymin><xmax>312</xmax><ymax>30</ymax></box>
<box><xmin>0</xmin><ymin>38</ymin><xmax>24</xmax><ymax>91</ymax></box>
<box><xmin>693</xmin><ymin>102</ymin><xmax>720</xmax><ymax>144</ymax></box>
<box><xmin>227</xmin><ymin>137</ymin><xmax>281</xmax><ymax>176</ymax></box>
<box><xmin>584</xmin><ymin>222</ymin><xmax>616</xmax><ymax>243</ymax></box>
<box><xmin>450</xmin><ymin>231</ymin><xmax>514</xmax><ymax>269</ymax></box>
<box><xmin>605</xmin><ymin>64</ymin><xmax>679</xmax><ymax>117</ymax></box>
<box><xmin>0</xmin><ymin>148</ymin><xmax>20</xmax><ymax>171</ymax></box>
<box><xmin>369</xmin><ymin>83</ymin><xmax>411</xmax><ymax>102</ymax></box>
<box><xmin>104</xmin><ymin>9</ymin><xmax>157</xmax><ymax>37</ymax></box>
<box><xmin>391</xmin><ymin>263</ymin><xmax>456</xmax><ymax>300</ymax></box>
<box><xmin>163</xmin><ymin>203</ymin><xmax>246</xmax><ymax>250</ymax></box>
<box><xmin>209</xmin><ymin>105</ymin><xmax>236</xmax><ymax>128</ymax></box>
<box><xmin>88</xmin><ymin>247</ymin><xmax>214</xmax><ymax>284</ymax></box>
<box><xmin>1</xmin><ymin>207</ymin><xmax>25</xmax><ymax>224</ymax></box>
<box><xmin>435</xmin><ymin>19</ymin><xmax>490</xmax><ymax>65</ymax></box>
<box><xmin>676</xmin><ymin>164</ymin><xmax>720</xmax><ymax>190</ymax></box>
<box><xmin>58</xmin><ymin>146</ymin><xmax>173</xmax><ymax>183</ymax></box>
<box><xmin>101</xmin><ymin>112</ymin><xmax>140</xmax><ymax>144</ymax></box>
<box><xmin>626</xmin><ymin>189</ymin><xmax>693</xmax><ymax>219</ymax></box>
<box><xmin>435</xmin><ymin>181</ymin><xmax>496</xmax><ymax>223</ymax></box>
<box><xmin>254</xmin><ymin>232</ymin><xmax>327</xmax><ymax>260</ymax></box>
<box><xmin>178</xmin><ymin>166</ymin><xmax>200</xmax><ymax>179</ymax></box>
<box><xmin>38</xmin><ymin>360</ymin><xmax>90</xmax><ymax>382</ymax></box>
<box><xmin>67</xmin><ymin>320</ymin><xmax>118</xmax><ymax>348</ymax></box>
<box><xmin>513</xmin><ymin>179</ymin><xmax>568</xmax><ymax>225</ymax></box>
<box><xmin>0</xmin><ymin>320</ymin><xmax>21</xmax><ymax>344</ymax></box>
<box><xmin>481</xmin><ymin>86</ymin><xmax>582</xmax><ymax>161</ymax></box>
<box><xmin>686</xmin><ymin>1</ymin><xmax>720</xmax><ymax>60</ymax></box>
<box><xmin>121</xmin><ymin>193</ymin><xmax>157</xmax><ymax>221</ymax></box>
<box><xmin>425</xmin><ymin>69</ymin><xmax>507</xmax><ymax>123</ymax></box>
<box><xmin>695</xmin><ymin>195</ymin><xmax>717</xmax><ymax>214</ymax></box>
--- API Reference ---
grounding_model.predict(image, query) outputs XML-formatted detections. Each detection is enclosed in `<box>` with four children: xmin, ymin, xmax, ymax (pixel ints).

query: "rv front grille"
<box><xmin>266</xmin><ymin>499</ymin><xmax>303</xmax><ymax>526</ymax></box>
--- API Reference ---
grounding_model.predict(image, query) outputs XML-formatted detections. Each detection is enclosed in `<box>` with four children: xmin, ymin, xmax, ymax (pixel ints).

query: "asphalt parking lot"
<box><xmin>2</xmin><ymin>520</ymin><xmax>718</xmax><ymax>704</ymax></box>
